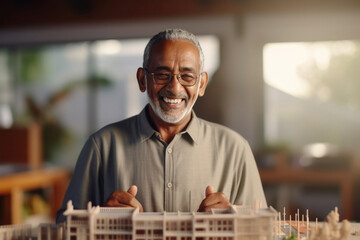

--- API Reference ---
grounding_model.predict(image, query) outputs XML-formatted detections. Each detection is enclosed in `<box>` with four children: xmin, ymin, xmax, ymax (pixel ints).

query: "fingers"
<box><xmin>127</xmin><ymin>185</ymin><xmax>138</xmax><ymax>197</ymax></box>
<box><xmin>206</xmin><ymin>185</ymin><xmax>215</xmax><ymax>197</ymax></box>
<box><xmin>105</xmin><ymin>186</ymin><xmax>144</xmax><ymax>212</ymax></box>
<box><xmin>198</xmin><ymin>186</ymin><xmax>231</xmax><ymax>212</ymax></box>
<box><xmin>198</xmin><ymin>192</ymin><xmax>230</xmax><ymax>212</ymax></box>
<box><xmin>199</xmin><ymin>202</ymin><xmax>231</xmax><ymax>212</ymax></box>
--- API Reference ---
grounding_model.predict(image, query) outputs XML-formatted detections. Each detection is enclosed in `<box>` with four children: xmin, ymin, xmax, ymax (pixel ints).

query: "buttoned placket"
<box><xmin>163</xmin><ymin>133</ymin><xmax>183</xmax><ymax>212</ymax></box>
<box><xmin>164</xmin><ymin>141</ymin><xmax>174</xmax><ymax>212</ymax></box>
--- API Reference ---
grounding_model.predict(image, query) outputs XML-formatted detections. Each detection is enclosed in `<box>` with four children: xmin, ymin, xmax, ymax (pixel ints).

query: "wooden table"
<box><xmin>0</xmin><ymin>168</ymin><xmax>70</xmax><ymax>224</ymax></box>
<box><xmin>259</xmin><ymin>168</ymin><xmax>357</xmax><ymax>220</ymax></box>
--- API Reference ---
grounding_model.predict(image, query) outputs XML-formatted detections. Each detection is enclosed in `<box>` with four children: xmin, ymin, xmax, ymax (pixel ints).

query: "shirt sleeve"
<box><xmin>233</xmin><ymin>140</ymin><xmax>267</xmax><ymax>208</ymax></box>
<box><xmin>56</xmin><ymin>136</ymin><xmax>102</xmax><ymax>223</ymax></box>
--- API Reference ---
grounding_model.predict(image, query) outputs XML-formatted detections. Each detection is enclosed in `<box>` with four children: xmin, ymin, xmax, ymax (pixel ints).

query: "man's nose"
<box><xmin>165</xmin><ymin>73</ymin><xmax>183</xmax><ymax>92</ymax></box>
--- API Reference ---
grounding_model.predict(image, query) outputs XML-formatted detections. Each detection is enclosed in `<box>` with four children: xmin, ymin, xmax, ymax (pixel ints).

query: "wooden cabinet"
<box><xmin>0</xmin><ymin>123</ymin><xmax>42</xmax><ymax>169</ymax></box>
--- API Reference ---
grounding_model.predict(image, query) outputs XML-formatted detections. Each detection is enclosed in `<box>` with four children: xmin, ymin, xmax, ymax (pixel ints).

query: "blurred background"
<box><xmin>0</xmin><ymin>0</ymin><xmax>359</xmax><ymax>225</ymax></box>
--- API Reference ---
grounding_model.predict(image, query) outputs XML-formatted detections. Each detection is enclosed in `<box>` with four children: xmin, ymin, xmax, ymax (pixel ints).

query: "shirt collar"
<box><xmin>183</xmin><ymin>110</ymin><xmax>200</xmax><ymax>144</ymax></box>
<box><xmin>137</xmin><ymin>105</ymin><xmax>200</xmax><ymax>144</ymax></box>
<box><xmin>138</xmin><ymin>106</ymin><xmax>157</xmax><ymax>142</ymax></box>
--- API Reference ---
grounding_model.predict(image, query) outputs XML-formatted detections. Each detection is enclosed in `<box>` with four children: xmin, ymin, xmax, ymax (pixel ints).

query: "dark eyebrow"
<box><xmin>153</xmin><ymin>66</ymin><xmax>197</xmax><ymax>72</ymax></box>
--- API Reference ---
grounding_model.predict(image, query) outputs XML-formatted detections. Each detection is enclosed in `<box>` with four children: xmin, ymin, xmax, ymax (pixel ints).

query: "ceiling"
<box><xmin>1</xmin><ymin>0</ymin><xmax>360</xmax><ymax>29</ymax></box>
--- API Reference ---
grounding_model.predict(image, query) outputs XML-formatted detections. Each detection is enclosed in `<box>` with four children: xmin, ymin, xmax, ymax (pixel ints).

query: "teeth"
<box><xmin>163</xmin><ymin>97</ymin><xmax>182</xmax><ymax>104</ymax></box>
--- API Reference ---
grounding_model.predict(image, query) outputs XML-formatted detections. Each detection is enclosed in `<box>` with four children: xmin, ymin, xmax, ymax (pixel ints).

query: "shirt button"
<box><xmin>167</xmin><ymin>148</ymin><xmax>173</xmax><ymax>154</ymax></box>
<box><xmin>167</xmin><ymin>182</ymin><xmax>173</xmax><ymax>188</ymax></box>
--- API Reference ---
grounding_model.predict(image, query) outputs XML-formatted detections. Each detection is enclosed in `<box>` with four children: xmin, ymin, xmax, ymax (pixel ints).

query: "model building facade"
<box><xmin>0</xmin><ymin>224</ymin><xmax>32</xmax><ymax>240</ymax></box>
<box><xmin>63</xmin><ymin>201</ymin><xmax>278</xmax><ymax>240</ymax></box>
<box><xmin>0</xmin><ymin>201</ymin><xmax>278</xmax><ymax>240</ymax></box>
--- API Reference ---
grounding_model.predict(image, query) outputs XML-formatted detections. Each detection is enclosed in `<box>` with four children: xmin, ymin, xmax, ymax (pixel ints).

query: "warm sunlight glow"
<box><xmin>263</xmin><ymin>41</ymin><xmax>357</xmax><ymax>98</ymax></box>
<box><xmin>263</xmin><ymin>40</ymin><xmax>360</xmax><ymax>150</ymax></box>
<box><xmin>263</xmin><ymin>43</ymin><xmax>311</xmax><ymax>98</ymax></box>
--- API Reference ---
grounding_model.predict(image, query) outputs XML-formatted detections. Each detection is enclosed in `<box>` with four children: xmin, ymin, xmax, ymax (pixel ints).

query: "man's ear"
<box><xmin>198</xmin><ymin>72</ymin><xmax>209</xmax><ymax>97</ymax></box>
<box><xmin>137</xmin><ymin>67</ymin><xmax>146</xmax><ymax>92</ymax></box>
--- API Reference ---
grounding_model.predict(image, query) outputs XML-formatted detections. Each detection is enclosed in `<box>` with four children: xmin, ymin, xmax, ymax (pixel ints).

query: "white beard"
<box><xmin>146</xmin><ymin>78</ymin><xmax>201</xmax><ymax>124</ymax></box>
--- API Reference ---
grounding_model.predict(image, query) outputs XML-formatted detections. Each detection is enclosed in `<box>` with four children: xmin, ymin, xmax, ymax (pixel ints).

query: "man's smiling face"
<box><xmin>142</xmin><ymin>39</ymin><xmax>207</xmax><ymax>125</ymax></box>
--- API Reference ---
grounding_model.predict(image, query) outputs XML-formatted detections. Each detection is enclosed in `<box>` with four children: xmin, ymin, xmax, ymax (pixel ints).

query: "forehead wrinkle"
<box><xmin>153</xmin><ymin>66</ymin><xmax>197</xmax><ymax>73</ymax></box>
<box><xmin>153</xmin><ymin>53</ymin><xmax>199</xmax><ymax>72</ymax></box>
<box><xmin>153</xmin><ymin>66</ymin><xmax>171</xmax><ymax>71</ymax></box>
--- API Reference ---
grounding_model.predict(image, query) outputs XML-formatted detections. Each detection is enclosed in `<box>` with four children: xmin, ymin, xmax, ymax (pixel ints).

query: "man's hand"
<box><xmin>105</xmin><ymin>185</ymin><xmax>144</xmax><ymax>212</ymax></box>
<box><xmin>197</xmin><ymin>185</ymin><xmax>231</xmax><ymax>212</ymax></box>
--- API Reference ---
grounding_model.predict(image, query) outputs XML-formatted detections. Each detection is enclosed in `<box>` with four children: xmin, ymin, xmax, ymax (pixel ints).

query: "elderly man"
<box><xmin>56</xmin><ymin>29</ymin><xmax>266</xmax><ymax>223</ymax></box>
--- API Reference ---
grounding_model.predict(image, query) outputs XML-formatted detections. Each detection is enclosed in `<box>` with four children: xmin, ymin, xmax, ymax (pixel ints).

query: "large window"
<box><xmin>263</xmin><ymin>40</ymin><xmax>360</xmax><ymax>219</ymax></box>
<box><xmin>263</xmin><ymin>40</ymin><xmax>360</xmax><ymax>160</ymax></box>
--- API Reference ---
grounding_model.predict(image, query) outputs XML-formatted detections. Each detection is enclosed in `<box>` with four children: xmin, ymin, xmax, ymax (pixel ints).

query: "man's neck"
<box><xmin>147</xmin><ymin>106</ymin><xmax>191</xmax><ymax>144</ymax></box>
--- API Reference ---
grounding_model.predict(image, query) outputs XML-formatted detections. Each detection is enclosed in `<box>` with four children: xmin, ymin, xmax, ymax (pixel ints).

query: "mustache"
<box><xmin>159</xmin><ymin>89</ymin><xmax>188</xmax><ymax>100</ymax></box>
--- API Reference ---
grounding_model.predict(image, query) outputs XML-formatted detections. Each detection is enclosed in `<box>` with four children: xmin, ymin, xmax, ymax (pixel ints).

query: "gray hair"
<box><xmin>143</xmin><ymin>29</ymin><xmax>204</xmax><ymax>71</ymax></box>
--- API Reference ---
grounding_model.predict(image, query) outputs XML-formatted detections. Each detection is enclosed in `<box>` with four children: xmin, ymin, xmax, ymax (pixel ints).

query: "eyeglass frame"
<box><xmin>143</xmin><ymin>67</ymin><xmax>202</xmax><ymax>87</ymax></box>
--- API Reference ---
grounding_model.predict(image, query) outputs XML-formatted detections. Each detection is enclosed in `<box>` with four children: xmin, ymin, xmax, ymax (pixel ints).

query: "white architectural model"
<box><xmin>0</xmin><ymin>201</ymin><xmax>278</xmax><ymax>240</ymax></box>
<box><xmin>0</xmin><ymin>201</ymin><xmax>352</xmax><ymax>240</ymax></box>
<box><xmin>0</xmin><ymin>224</ymin><xmax>32</xmax><ymax>239</ymax></box>
<box><xmin>63</xmin><ymin>200</ymin><xmax>277</xmax><ymax>240</ymax></box>
<box><xmin>309</xmin><ymin>207</ymin><xmax>350</xmax><ymax>240</ymax></box>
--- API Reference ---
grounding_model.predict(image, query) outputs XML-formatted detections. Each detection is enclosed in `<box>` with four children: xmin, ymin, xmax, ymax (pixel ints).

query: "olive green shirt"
<box><xmin>56</xmin><ymin>106</ymin><xmax>266</xmax><ymax>223</ymax></box>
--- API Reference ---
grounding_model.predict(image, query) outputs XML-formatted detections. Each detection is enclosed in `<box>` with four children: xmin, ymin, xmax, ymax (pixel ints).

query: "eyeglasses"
<box><xmin>144</xmin><ymin>68</ymin><xmax>201</xmax><ymax>87</ymax></box>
